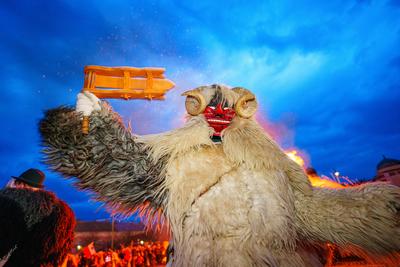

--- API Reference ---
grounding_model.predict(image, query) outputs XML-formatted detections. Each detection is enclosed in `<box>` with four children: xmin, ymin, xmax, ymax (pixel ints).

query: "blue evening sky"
<box><xmin>0</xmin><ymin>0</ymin><xmax>399</xmax><ymax>220</ymax></box>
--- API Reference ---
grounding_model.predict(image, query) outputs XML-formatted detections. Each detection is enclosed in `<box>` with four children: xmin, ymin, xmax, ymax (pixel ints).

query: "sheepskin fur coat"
<box><xmin>0</xmin><ymin>188</ymin><xmax>75</xmax><ymax>267</ymax></box>
<box><xmin>39</xmin><ymin>85</ymin><xmax>400</xmax><ymax>266</ymax></box>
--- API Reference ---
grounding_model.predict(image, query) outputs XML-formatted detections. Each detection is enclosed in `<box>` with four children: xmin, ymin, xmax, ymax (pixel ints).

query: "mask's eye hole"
<box><xmin>222</xmin><ymin>99</ymin><xmax>230</xmax><ymax>108</ymax></box>
<box><xmin>209</xmin><ymin>98</ymin><xmax>218</xmax><ymax>106</ymax></box>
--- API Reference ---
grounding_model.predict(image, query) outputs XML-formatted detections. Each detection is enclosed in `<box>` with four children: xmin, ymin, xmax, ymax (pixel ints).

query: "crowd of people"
<box><xmin>62</xmin><ymin>241</ymin><xmax>168</xmax><ymax>267</ymax></box>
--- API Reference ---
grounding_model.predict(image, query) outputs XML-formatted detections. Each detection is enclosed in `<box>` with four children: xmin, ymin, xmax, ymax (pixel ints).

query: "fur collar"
<box><xmin>138</xmin><ymin>115</ymin><xmax>312</xmax><ymax>196</ymax></box>
<box><xmin>0</xmin><ymin>188</ymin><xmax>56</xmax><ymax>228</ymax></box>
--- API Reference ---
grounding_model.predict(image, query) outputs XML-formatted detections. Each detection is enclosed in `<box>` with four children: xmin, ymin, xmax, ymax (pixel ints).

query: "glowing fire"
<box><xmin>286</xmin><ymin>150</ymin><xmax>305</xmax><ymax>167</ymax></box>
<box><xmin>285</xmin><ymin>149</ymin><xmax>345</xmax><ymax>189</ymax></box>
<box><xmin>307</xmin><ymin>175</ymin><xmax>345</xmax><ymax>189</ymax></box>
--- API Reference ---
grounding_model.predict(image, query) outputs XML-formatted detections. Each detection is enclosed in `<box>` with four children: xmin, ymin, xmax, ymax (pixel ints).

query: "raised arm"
<box><xmin>294</xmin><ymin>182</ymin><xmax>400</xmax><ymax>254</ymax></box>
<box><xmin>39</xmin><ymin>93</ymin><xmax>168</xmax><ymax>215</ymax></box>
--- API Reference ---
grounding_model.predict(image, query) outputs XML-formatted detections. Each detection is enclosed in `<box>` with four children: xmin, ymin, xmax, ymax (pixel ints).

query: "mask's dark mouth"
<box><xmin>210</xmin><ymin>135</ymin><xmax>222</xmax><ymax>143</ymax></box>
<box><xmin>206</xmin><ymin>118</ymin><xmax>228</xmax><ymax>143</ymax></box>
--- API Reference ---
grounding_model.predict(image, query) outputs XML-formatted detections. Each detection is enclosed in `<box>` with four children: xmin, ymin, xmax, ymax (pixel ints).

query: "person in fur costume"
<box><xmin>0</xmin><ymin>168</ymin><xmax>76</xmax><ymax>267</ymax></box>
<box><xmin>39</xmin><ymin>84</ymin><xmax>400</xmax><ymax>266</ymax></box>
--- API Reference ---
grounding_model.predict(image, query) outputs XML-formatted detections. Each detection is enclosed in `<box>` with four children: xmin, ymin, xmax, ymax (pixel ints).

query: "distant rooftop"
<box><xmin>377</xmin><ymin>156</ymin><xmax>400</xmax><ymax>170</ymax></box>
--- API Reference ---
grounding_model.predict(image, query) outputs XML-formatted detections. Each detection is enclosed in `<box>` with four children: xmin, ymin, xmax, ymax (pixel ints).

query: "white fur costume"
<box><xmin>40</xmin><ymin>85</ymin><xmax>400</xmax><ymax>266</ymax></box>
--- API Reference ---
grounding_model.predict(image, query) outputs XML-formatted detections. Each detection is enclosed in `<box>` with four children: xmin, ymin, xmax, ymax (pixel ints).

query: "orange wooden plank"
<box><xmin>87</xmin><ymin>75</ymin><xmax>174</xmax><ymax>92</ymax></box>
<box><xmin>84</xmin><ymin>65</ymin><xmax>165</xmax><ymax>79</ymax></box>
<box><xmin>93</xmin><ymin>75</ymin><xmax>125</xmax><ymax>89</ymax></box>
<box><xmin>88</xmin><ymin>88</ymin><xmax>166</xmax><ymax>100</ymax></box>
<box><xmin>82</xmin><ymin>65</ymin><xmax>175</xmax><ymax>100</ymax></box>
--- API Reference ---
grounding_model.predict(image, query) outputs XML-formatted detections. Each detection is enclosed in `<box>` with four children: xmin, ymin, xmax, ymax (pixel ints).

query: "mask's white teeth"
<box><xmin>207</xmin><ymin>119</ymin><xmax>230</xmax><ymax>124</ymax></box>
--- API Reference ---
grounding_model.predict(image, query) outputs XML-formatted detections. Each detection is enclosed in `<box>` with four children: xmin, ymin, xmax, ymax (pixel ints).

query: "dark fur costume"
<box><xmin>0</xmin><ymin>188</ymin><xmax>75</xmax><ymax>267</ymax></box>
<box><xmin>39</xmin><ymin>106</ymin><xmax>167</xmax><ymax>217</ymax></box>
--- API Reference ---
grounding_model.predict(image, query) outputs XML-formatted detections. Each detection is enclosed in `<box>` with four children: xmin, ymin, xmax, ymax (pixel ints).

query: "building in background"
<box><xmin>374</xmin><ymin>156</ymin><xmax>400</xmax><ymax>186</ymax></box>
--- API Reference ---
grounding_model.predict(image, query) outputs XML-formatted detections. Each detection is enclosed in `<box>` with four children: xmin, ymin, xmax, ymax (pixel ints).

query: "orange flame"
<box><xmin>285</xmin><ymin>149</ymin><xmax>344</xmax><ymax>189</ymax></box>
<box><xmin>307</xmin><ymin>175</ymin><xmax>345</xmax><ymax>189</ymax></box>
<box><xmin>286</xmin><ymin>150</ymin><xmax>305</xmax><ymax>167</ymax></box>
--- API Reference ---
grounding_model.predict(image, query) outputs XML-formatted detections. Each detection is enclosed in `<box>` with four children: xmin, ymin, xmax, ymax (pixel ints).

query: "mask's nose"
<box><xmin>215</xmin><ymin>103</ymin><xmax>224</xmax><ymax>116</ymax></box>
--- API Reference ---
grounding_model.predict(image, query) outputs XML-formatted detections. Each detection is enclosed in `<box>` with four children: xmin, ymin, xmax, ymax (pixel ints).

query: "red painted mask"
<box><xmin>203</xmin><ymin>103</ymin><xmax>236</xmax><ymax>137</ymax></box>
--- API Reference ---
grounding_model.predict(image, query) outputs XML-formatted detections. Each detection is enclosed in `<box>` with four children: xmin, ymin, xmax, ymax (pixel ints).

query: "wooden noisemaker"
<box><xmin>81</xmin><ymin>65</ymin><xmax>175</xmax><ymax>134</ymax></box>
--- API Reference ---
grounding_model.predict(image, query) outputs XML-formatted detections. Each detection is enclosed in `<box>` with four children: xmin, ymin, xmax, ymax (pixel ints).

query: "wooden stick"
<box><xmin>82</xmin><ymin>116</ymin><xmax>89</xmax><ymax>135</ymax></box>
